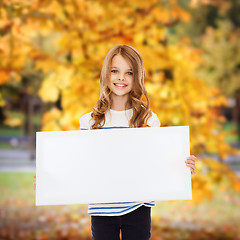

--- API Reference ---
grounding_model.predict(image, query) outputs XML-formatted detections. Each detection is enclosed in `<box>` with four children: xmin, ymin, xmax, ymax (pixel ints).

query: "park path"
<box><xmin>0</xmin><ymin>149</ymin><xmax>35</xmax><ymax>172</ymax></box>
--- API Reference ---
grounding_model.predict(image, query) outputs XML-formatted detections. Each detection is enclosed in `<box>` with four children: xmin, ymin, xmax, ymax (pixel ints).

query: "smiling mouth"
<box><xmin>114</xmin><ymin>83</ymin><xmax>128</xmax><ymax>87</ymax></box>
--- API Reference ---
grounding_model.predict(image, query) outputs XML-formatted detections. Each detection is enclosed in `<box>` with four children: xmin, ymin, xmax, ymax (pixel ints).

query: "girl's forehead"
<box><xmin>111</xmin><ymin>55</ymin><xmax>132</xmax><ymax>68</ymax></box>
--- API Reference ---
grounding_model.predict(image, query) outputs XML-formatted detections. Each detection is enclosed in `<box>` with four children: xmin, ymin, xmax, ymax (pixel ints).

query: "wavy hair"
<box><xmin>90</xmin><ymin>44</ymin><xmax>152</xmax><ymax>129</ymax></box>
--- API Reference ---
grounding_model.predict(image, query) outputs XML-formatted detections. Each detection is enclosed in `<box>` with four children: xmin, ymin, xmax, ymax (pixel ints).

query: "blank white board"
<box><xmin>36</xmin><ymin>126</ymin><xmax>192</xmax><ymax>206</ymax></box>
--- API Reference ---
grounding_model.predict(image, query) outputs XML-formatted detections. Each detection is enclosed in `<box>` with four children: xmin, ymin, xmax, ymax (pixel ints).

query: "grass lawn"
<box><xmin>0</xmin><ymin>172</ymin><xmax>36</xmax><ymax>205</ymax></box>
<box><xmin>1</xmin><ymin>172</ymin><xmax>240</xmax><ymax>229</ymax></box>
<box><xmin>0</xmin><ymin>125</ymin><xmax>22</xmax><ymax>137</ymax></box>
<box><xmin>0</xmin><ymin>172</ymin><xmax>87</xmax><ymax>211</ymax></box>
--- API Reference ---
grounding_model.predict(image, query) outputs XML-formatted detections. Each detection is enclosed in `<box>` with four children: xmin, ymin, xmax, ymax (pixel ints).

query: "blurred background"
<box><xmin>0</xmin><ymin>0</ymin><xmax>240</xmax><ymax>239</ymax></box>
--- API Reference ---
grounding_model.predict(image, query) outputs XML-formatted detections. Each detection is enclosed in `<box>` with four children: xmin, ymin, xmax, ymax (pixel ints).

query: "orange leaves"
<box><xmin>3</xmin><ymin>117</ymin><xmax>22</xmax><ymax>127</ymax></box>
<box><xmin>209</xmin><ymin>95</ymin><xmax>229</xmax><ymax>107</ymax></box>
<box><xmin>189</xmin><ymin>156</ymin><xmax>240</xmax><ymax>205</ymax></box>
<box><xmin>38</xmin><ymin>75</ymin><xmax>59</xmax><ymax>102</ymax></box>
<box><xmin>38</xmin><ymin>66</ymin><xmax>73</xmax><ymax>102</ymax></box>
<box><xmin>41</xmin><ymin>107</ymin><xmax>62</xmax><ymax>131</ymax></box>
<box><xmin>232</xmin><ymin>179</ymin><xmax>240</xmax><ymax>191</ymax></box>
<box><xmin>41</xmin><ymin>107</ymin><xmax>61</xmax><ymax>125</ymax></box>
<box><xmin>0</xmin><ymin>19</ymin><xmax>13</xmax><ymax>35</ymax></box>
<box><xmin>41</xmin><ymin>120</ymin><xmax>62</xmax><ymax>131</ymax></box>
<box><xmin>152</xmin><ymin>6</ymin><xmax>172</xmax><ymax>22</ymax></box>
<box><xmin>151</xmin><ymin>71</ymin><xmax>165</xmax><ymax>83</ymax></box>
<box><xmin>172</xmin><ymin>4</ymin><xmax>191</xmax><ymax>23</ymax></box>
<box><xmin>35</xmin><ymin>58</ymin><xmax>59</xmax><ymax>74</ymax></box>
<box><xmin>133</xmin><ymin>32</ymin><xmax>145</xmax><ymax>45</ymax></box>
<box><xmin>0</xmin><ymin>71</ymin><xmax>9</xmax><ymax>85</ymax></box>
<box><xmin>150</xmin><ymin>2</ymin><xmax>191</xmax><ymax>24</ymax></box>
<box><xmin>200</xmin><ymin>157</ymin><xmax>240</xmax><ymax>193</ymax></box>
<box><xmin>0</xmin><ymin>0</ymin><xmax>238</xmax><ymax>207</ymax></box>
<box><xmin>191</xmin><ymin>174</ymin><xmax>213</xmax><ymax>205</ymax></box>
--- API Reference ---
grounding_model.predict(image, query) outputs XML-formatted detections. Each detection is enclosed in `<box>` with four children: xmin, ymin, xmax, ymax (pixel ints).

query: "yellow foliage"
<box><xmin>3</xmin><ymin>117</ymin><xmax>22</xmax><ymax>127</ymax></box>
<box><xmin>38</xmin><ymin>75</ymin><xmax>59</xmax><ymax>102</ymax></box>
<box><xmin>58</xmin><ymin>111</ymin><xmax>73</xmax><ymax>129</ymax></box>
<box><xmin>35</xmin><ymin>59</ymin><xmax>58</xmax><ymax>74</ymax></box>
<box><xmin>41</xmin><ymin>107</ymin><xmax>61</xmax><ymax>125</ymax></box>
<box><xmin>173</xmin><ymin>5</ymin><xmax>191</xmax><ymax>23</ymax></box>
<box><xmin>1</xmin><ymin>0</ymin><xmax>239</xmax><ymax>205</ymax></box>
<box><xmin>191</xmin><ymin>174</ymin><xmax>213</xmax><ymax>205</ymax></box>
<box><xmin>232</xmin><ymin>179</ymin><xmax>240</xmax><ymax>191</ymax></box>
<box><xmin>0</xmin><ymin>92</ymin><xmax>5</xmax><ymax>107</ymax></box>
<box><xmin>72</xmin><ymin>49</ymin><xmax>85</xmax><ymax>65</ymax></box>
<box><xmin>38</xmin><ymin>65</ymin><xmax>73</xmax><ymax>102</ymax></box>
<box><xmin>0</xmin><ymin>71</ymin><xmax>9</xmax><ymax>85</ymax></box>
<box><xmin>41</xmin><ymin>120</ymin><xmax>62</xmax><ymax>132</ymax></box>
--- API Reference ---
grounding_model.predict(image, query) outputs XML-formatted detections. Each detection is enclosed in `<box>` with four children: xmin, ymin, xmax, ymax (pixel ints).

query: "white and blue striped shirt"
<box><xmin>79</xmin><ymin>108</ymin><xmax>161</xmax><ymax>216</ymax></box>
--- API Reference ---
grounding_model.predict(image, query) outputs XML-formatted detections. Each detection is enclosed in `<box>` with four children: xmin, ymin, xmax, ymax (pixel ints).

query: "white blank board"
<box><xmin>36</xmin><ymin>126</ymin><xmax>192</xmax><ymax>206</ymax></box>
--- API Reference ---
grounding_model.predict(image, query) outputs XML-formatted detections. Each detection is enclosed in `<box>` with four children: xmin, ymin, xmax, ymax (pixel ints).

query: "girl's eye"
<box><xmin>111</xmin><ymin>70</ymin><xmax>133</xmax><ymax>75</ymax></box>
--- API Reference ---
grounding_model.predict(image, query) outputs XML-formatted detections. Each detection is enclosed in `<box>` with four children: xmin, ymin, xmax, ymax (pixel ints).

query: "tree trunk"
<box><xmin>233</xmin><ymin>90</ymin><xmax>240</xmax><ymax>142</ymax></box>
<box><xmin>28</xmin><ymin>97</ymin><xmax>35</xmax><ymax>161</ymax></box>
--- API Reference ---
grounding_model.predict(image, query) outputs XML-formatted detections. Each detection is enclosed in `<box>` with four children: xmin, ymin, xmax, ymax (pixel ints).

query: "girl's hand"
<box><xmin>33</xmin><ymin>174</ymin><xmax>36</xmax><ymax>190</ymax></box>
<box><xmin>185</xmin><ymin>155</ymin><xmax>198</xmax><ymax>174</ymax></box>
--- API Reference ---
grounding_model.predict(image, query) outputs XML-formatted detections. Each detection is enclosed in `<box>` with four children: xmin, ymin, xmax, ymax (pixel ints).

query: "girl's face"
<box><xmin>108</xmin><ymin>54</ymin><xmax>134</xmax><ymax>98</ymax></box>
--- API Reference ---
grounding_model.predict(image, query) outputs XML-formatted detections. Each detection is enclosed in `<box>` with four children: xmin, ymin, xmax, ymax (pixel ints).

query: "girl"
<box><xmin>78</xmin><ymin>44</ymin><xmax>197</xmax><ymax>240</ymax></box>
<box><xmin>34</xmin><ymin>44</ymin><xmax>197</xmax><ymax>240</ymax></box>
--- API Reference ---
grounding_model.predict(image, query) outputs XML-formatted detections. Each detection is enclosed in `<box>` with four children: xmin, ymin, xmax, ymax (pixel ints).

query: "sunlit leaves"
<box><xmin>3</xmin><ymin>117</ymin><xmax>22</xmax><ymax>127</ymax></box>
<box><xmin>38</xmin><ymin>74</ymin><xmax>59</xmax><ymax>102</ymax></box>
<box><xmin>0</xmin><ymin>0</ymin><xmax>239</xmax><ymax>204</ymax></box>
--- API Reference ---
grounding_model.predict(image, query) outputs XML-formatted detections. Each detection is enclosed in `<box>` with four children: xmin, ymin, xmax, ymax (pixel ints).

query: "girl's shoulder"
<box><xmin>147</xmin><ymin>111</ymin><xmax>161</xmax><ymax>127</ymax></box>
<box><xmin>79</xmin><ymin>110</ymin><xmax>161</xmax><ymax>129</ymax></box>
<box><xmin>79</xmin><ymin>111</ymin><xmax>93</xmax><ymax>130</ymax></box>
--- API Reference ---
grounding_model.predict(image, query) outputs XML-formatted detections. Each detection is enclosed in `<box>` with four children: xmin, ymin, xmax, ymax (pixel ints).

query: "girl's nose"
<box><xmin>118</xmin><ymin>76</ymin><xmax>124</xmax><ymax>81</ymax></box>
<box><xmin>118</xmin><ymin>72</ymin><xmax>125</xmax><ymax>81</ymax></box>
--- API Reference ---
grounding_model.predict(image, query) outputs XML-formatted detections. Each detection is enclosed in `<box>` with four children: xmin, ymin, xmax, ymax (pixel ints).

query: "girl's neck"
<box><xmin>110</xmin><ymin>107</ymin><xmax>132</xmax><ymax>111</ymax></box>
<box><xmin>110</xmin><ymin>103</ymin><xmax>132</xmax><ymax>111</ymax></box>
<box><xmin>110</xmin><ymin>97</ymin><xmax>132</xmax><ymax>111</ymax></box>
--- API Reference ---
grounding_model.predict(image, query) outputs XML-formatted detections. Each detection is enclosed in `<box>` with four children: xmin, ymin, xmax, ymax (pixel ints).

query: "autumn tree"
<box><xmin>169</xmin><ymin>0</ymin><xmax>240</xmax><ymax>97</ymax></box>
<box><xmin>0</xmin><ymin>0</ymin><xmax>239</xmax><ymax>204</ymax></box>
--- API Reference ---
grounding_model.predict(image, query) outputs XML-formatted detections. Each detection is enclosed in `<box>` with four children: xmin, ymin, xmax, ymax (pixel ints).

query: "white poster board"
<box><xmin>36</xmin><ymin>126</ymin><xmax>192</xmax><ymax>206</ymax></box>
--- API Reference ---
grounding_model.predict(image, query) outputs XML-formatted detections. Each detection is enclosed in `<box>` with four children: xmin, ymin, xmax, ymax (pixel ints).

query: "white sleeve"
<box><xmin>149</xmin><ymin>113</ymin><xmax>161</xmax><ymax>127</ymax></box>
<box><xmin>79</xmin><ymin>115</ymin><xmax>90</xmax><ymax>130</ymax></box>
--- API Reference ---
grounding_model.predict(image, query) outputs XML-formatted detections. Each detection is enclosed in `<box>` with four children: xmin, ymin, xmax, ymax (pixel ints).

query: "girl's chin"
<box><xmin>111</xmin><ymin>91</ymin><xmax>131</xmax><ymax>97</ymax></box>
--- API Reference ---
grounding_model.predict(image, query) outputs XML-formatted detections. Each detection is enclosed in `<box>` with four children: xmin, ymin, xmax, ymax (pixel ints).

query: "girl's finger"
<box><xmin>188</xmin><ymin>165</ymin><xmax>196</xmax><ymax>169</ymax></box>
<box><xmin>187</xmin><ymin>157</ymin><xmax>197</xmax><ymax>162</ymax></box>
<box><xmin>190</xmin><ymin>168</ymin><xmax>195</xmax><ymax>173</ymax></box>
<box><xmin>186</xmin><ymin>163</ymin><xmax>196</xmax><ymax>168</ymax></box>
<box><xmin>190</xmin><ymin>155</ymin><xmax>198</xmax><ymax>160</ymax></box>
<box><xmin>186</xmin><ymin>160</ymin><xmax>195</xmax><ymax>165</ymax></box>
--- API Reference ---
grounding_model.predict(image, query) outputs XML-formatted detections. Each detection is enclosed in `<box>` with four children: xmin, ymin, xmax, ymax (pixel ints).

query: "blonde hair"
<box><xmin>90</xmin><ymin>44</ymin><xmax>152</xmax><ymax>129</ymax></box>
